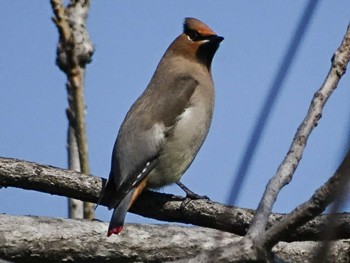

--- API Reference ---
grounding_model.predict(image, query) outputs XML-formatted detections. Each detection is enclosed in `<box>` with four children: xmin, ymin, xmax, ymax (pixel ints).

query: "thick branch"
<box><xmin>248</xmin><ymin>22</ymin><xmax>350</xmax><ymax>239</ymax></box>
<box><xmin>0</xmin><ymin>215</ymin><xmax>349</xmax><ymax>263</ymax></box>
<box><xmin>0</xmin><ymin>157</ymin><xmax>350</xmax><ymax>242</ymax></box>
<box><xmin>0</xmin><ymin>214</ymin><xmax>238</xmax><ymax>263</ymax></box>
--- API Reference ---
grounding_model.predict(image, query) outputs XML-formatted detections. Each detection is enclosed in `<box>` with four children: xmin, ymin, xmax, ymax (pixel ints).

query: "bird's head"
<box><xmin>168</xmin><ymin>17</ymin><xmax>224</xmax><ymax>71</ymax></box>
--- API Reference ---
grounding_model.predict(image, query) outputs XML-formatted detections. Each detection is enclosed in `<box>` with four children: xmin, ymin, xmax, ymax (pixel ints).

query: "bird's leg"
<box><xmin>176</xmin><ymin>181</ymin><xmax>210</xmax><ymax>200</ymax></box>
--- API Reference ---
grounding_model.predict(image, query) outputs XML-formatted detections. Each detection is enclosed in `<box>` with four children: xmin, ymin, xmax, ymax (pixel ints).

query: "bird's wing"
<box><xmin>103</xmin><ymin>74</ymin><xmax>199</xmax><ymax>209</ymax></box>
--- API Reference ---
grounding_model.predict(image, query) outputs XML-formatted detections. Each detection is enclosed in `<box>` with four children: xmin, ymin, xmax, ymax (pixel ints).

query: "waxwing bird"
<box><xmin>101</xmin><ymin>17</ymin><xmax>223</xmax><ymax>236</ymax></box>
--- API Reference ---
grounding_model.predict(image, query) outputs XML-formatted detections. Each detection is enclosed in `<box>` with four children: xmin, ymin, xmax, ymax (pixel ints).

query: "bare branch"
<box><xmin>51</xmin><ymin>0</ymin><xmax>93</xmax><ymax>72</ymax></box>
<box><xmin>0</xmin><ymin>214</ymin><xmax>238</xmax><ymax>263</ymax></box>
<box><xmin>261</xmin><ymin>147</ymin><xmax>350</xmax><ymax>249</ymax></box>
<box><xmin>1</xmin><ymin>157</ymin><xmax>350</xmax><ymax>242</ymax></box>
<box><xmin>312</xmin><ymin>148</ymin><xmax>350</xmax><ymax>262</ymax></box>
<box><xmin>272</xmin><ymin>240</ymin><xmax>350</xmax><ymax>263</ymax></box>
<box><xmin>67</xmin><ymin>124</ymin><xmax>84</xmax><ymax>218</ymax></box>
<box><xmin>50</xmin><ymin>0</ymin><xmax>95</xmax><ymax>219</ymax></box>
<box><xmin>0</xmin><ymin>214</ymin><xmax>349</xmax><ymax>263</ymax></box>
<box><xmin>247</xmin><ymin>22</ymin><xmax>350</xmax><ymax>239</ymax></box>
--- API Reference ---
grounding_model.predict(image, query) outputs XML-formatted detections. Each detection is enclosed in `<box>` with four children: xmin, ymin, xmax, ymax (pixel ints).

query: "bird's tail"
<box><xmin>107</xmin><ymin>190</ymin><xmax>134</xmax><ymax>236</ymax></box>
<box><xmin>107</xmin><ymin>178</ymin><xmax>148</xmax><ymax>236</ymax></box>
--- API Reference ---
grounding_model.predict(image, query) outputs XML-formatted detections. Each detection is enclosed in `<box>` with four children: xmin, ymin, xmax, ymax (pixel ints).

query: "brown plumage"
<box><xmin>101</xmin><ymin>17</ymin><xmax>223</xmax><ymax>237</ymax></box>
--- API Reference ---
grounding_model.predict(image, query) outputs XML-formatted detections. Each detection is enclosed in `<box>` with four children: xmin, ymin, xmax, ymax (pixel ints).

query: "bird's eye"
<box><xmin>185</xmin><ymin>28</ymin><xmax>209</xmax><ymax>42</ymax></box>
<box><xmin>189</xmin><ymin>30</ymin><xmax>199</xmax><ymax>40</ymax></box>
<box><xmin>187</xmin><ymin>30</ymin><xmax>201</xmax><ymax>41</ymax></box>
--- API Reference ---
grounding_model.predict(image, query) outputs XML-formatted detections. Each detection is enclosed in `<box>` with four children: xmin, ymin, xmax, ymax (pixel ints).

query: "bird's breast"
<box><xmin>146</xmin><ymin>87</ymin><xmax>214</xmax><ymax>188</ymax></box>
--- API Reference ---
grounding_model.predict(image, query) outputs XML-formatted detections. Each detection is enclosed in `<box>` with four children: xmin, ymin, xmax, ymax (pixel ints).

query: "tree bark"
<box><xmin>0</xmin><ymin>157</ymin><xmax>349</xmax><ymax>242</ymax></box>
<box><xmin>0</xmin><ymin>214</ymin><xmax>349</xmax><ymax>263</ymax></box>
<box><xmin>0</xmin><ymin>214</ymin><xmax>238</xmax><ymax>263</ymax></box>
<box><xmin>51</xmin><ymin>0</ymin><xmax>95</xmax><ymax>220</ymax></box>
<box><xmin>67</xmin><ymin>124</ymin><xmax>84</xmax><ymax>219</ymax></box>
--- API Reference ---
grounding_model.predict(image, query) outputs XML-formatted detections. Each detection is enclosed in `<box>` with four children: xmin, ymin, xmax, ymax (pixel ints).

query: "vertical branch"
<box><xmin>51</xmin><ymin>0</ymin><xmax>95</xmax><ymax>219</ymax></box>
<box><xmin>67</xmin><ymin>122</ymin><xmax>84</xmax><ymax>218</ymax></box>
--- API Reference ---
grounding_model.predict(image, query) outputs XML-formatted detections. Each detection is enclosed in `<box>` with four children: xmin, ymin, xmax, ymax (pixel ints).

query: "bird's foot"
<box><xmin>176</xmin><ymin>181</ymin><xmax>210</xmax><ymax>200</ymax></box>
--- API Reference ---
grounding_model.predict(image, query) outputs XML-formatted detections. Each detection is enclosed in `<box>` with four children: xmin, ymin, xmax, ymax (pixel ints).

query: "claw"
<box><xmin>176</xmin><ymin>181</ymin><xmax>210</xmax><ymax>200</ymax></box>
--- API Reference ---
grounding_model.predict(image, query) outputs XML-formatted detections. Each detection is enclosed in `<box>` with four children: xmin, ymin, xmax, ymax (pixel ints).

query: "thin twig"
<box><xmin>312</xmin><ymin>152</ymin><xmax>350</xmax><ymax>262</ymax></box>
<box><xmin>247</xmin><ymin>23</ymin><xmax>350</xmax><ymax>239</ymax></box>
<box><xmin>261</xmin><ymin>147</ymin><xmax>350</xmax><ymax>249</ymax></box>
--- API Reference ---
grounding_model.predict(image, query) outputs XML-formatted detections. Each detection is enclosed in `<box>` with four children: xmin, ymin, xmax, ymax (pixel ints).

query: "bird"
<box><xmin>101</xmin><ymin>17</ymin><xmax>223</xmax><ymax>237</ymax></box>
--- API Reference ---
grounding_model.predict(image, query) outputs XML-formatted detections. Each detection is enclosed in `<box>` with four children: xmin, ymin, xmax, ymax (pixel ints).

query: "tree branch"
<box><xmin>247</xmin><ymin>22</ymin><xmax>350</xmax><ymax>239</ymax></box>
<box><xmin>0</xmin><ymin>214</ymin><xmax>238</xmax><ymax>263</ymax></box>
<box><xmin>261</xmin><ymin>146</ymin><xmax>350</xmax><ymax>249</ymax></box>
<box><xmin>0</xmin><ymin>214</ymin><xmax>349</xmax><ymax>263</ymax></box>
<box><xmin>51</xmin><ymin>0</ymin><xmax>95</xmax><ymax>219</ymax></box>
<box><xmin>0</xmin><ymin>157</ymin><xmax>350</xmax><ymax>242</ymax></box>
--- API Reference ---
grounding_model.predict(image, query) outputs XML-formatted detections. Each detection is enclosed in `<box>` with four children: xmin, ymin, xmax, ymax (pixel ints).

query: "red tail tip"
<box><xmin>107</xmin><ymin>226</ymin><xmax>123</xmax><ymax>237</ymax></box>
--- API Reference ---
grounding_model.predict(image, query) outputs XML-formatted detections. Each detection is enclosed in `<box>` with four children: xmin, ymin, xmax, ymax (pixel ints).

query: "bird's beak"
<box><xmin>206</xmin><ymin>35</ymin><xmax>224</xmax><ymax>44</ymax></box>
<box><xmin>215</xmin><ymin>36</ymin><xmax>224</xmax><ymax>43</ymax></box>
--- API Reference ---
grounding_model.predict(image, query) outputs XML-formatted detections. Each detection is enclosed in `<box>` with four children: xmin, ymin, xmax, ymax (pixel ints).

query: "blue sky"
<box><xmin>1</xmin><ymin>1</ymin><xmax>350</xmax><ymax>226</ymax></box>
